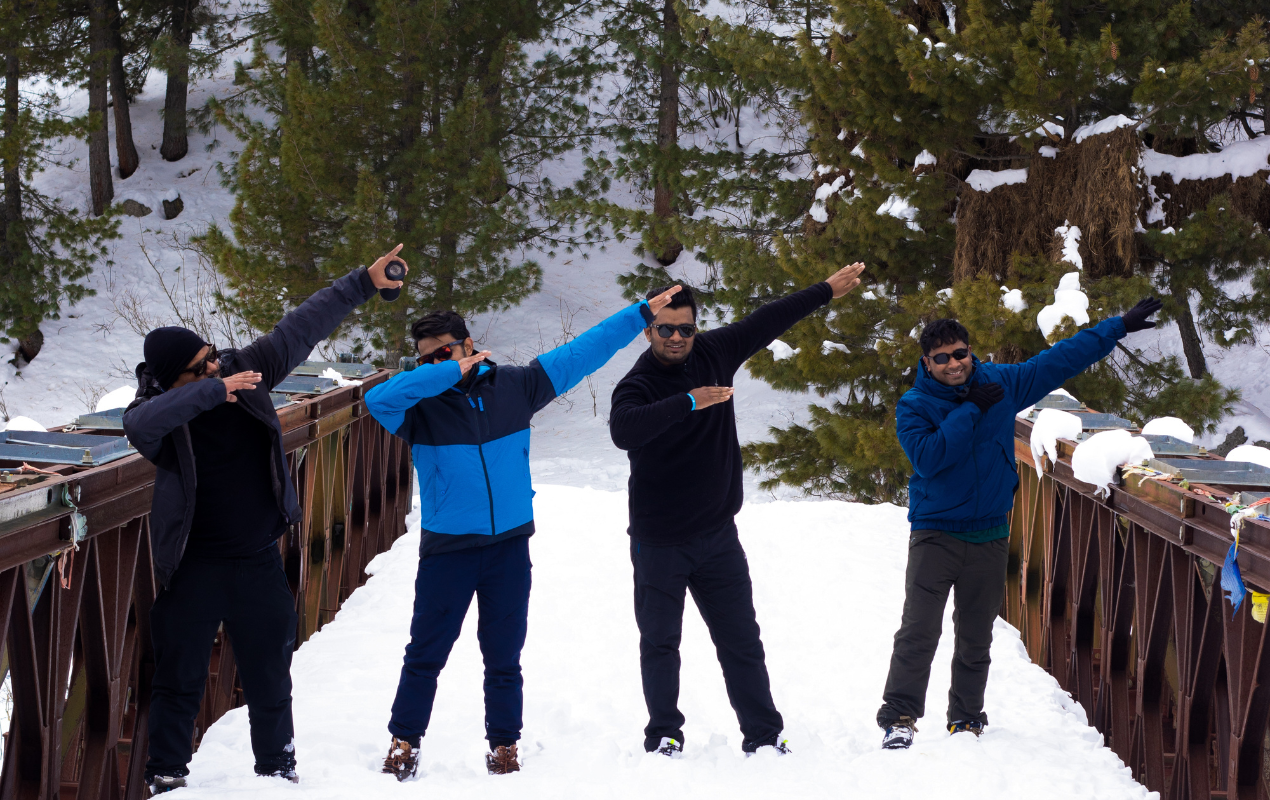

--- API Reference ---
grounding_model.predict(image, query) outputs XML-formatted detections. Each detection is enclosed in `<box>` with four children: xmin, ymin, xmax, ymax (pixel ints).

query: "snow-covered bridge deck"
<box><xmin>182</xmin><ymin>486</ymin><xmax>1149</xmax><ymax>799</ymax></box>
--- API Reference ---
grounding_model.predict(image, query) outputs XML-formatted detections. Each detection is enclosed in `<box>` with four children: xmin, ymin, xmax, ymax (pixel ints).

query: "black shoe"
<box><xmin>146</xmin><ymin>774</ymin><xmax>187</xmax><ymax>795</ymax></box>
<box><xmin>382</xmin><ymin>737</ymin><xmax>420</xmax><ymax>782</ymax></box>
<box><xmin>653</xmin><ymin>737</ymin><xmax>683</xmax><ymax>758</ymax></box>
<box><xmin>745</xmin><ymin>735</ymin><xmax>792</xmax><ymax>756</ymax></box>
<box><xmin>255</xmin><ymin>765</ymin><xmax>299</xmax><ymax>783</ymax></box>
<box><xmin>882</xmin><ymin>717</ymin><xmax>917</xmax><ymax>750</ymax></box>
<box><xmin>948</xmin><ymin>719</ymin><xmax>985</xmax><ymax>737</ymax></box>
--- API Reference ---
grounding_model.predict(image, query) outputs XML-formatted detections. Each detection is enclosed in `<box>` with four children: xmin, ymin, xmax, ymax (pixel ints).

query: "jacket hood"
<box><xmin>913</xmin><ymin>354</ymin><xmax>984</xmax><ymax>402</ymax></box>
<box><xmin>129</xmin><ymin>362</ymin><xmax>165</xmax><ymax>411</ymax></box>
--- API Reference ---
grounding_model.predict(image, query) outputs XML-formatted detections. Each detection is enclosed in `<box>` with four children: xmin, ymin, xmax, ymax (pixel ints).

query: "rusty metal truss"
<box><xmin>0</xmin><ymin>369</ymin><xmax>412</xmax><ymax>800</ymax></box>
<box><xmin>1009</xmin><ymin>415</ymin><xmax>1270</xmax><ymax>799</ymax></box>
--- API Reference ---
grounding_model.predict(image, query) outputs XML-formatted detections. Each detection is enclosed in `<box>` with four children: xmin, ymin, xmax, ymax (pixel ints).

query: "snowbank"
<box><xmin>1071</xmin><ymin>430</ymin><xmax>1153</xmax><ymax>496</ymax></box>
<box><xmin>966</xmin><ymin>168</ymin><xmax>1028</xmax><ymax>192</ymax></box>
<box><xmin>1072</xmin><ymin>115</ymin><xmax>1137</xmax><ymax>144</ymax></box>
<box><xmin>3</xmin><ymin>416</ymin><xmax>46</xmax><ymax>432</ymax></box>
<box><xmin>1226</xmin><ymin>445</ymin><xmax>1270</xmax><ymax>469</ymax></box>
<box><xmin>186</xmin><ymin>486</ymin><xmax>1155</xmax><ymax>800</ymax></box>
<box><xmin>1029</xmin><ymin>409</ymin><xmax>1083</xmax><ymax>477</ymax></box>
<box><xmin>96</xmin><ymin>386</ymin><xmax>137</xmax><ymax>412</ymax></box>
<box><xmin>1036</xmin><ymin>272</ymin><xmax>1090</xmax><ymax>338</ymax></box>
<box><xmin>1142</xmin><ymin>136</ymin><xmax>1270</xmax><ymax>181</ymax></box>
<box><xmin>1140</xmin><ymin>417</ymin><xmax>1194</xmax><ymax>443</ymax></box>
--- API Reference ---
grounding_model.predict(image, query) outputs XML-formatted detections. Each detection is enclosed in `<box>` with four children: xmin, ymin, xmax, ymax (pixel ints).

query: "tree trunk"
<box><xmin>160</xmin><ymin>0</ymin><xmax>194</xmax><ymax>162</ymax></box>
<box><xmin>1173</xmin><ymin>288</ymin><xmax>1208</xmax><ymax>378</ymax></box>
<box><xmin>652</xmin><ymin>0</ymin><xmax>682</xmax><ymax>266</ymax></box>
<box><xmin>109</xmin><ymin>0</ymin><xmax>139</xmax><ymax>178</ymax></box>
<box><xmin>88</xmin><ymin>0</ymin><xmax>114</xmax><ymax>215</ymax></box>
<box><xmin>3</xmin><ymin>53</ymin><xmax>20</xmax><ymax>231</ymax></box>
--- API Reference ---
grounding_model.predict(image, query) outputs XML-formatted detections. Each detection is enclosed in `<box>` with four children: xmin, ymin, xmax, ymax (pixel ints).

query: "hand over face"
<box><xmin>222</xmin><ymin>371</ymin><xmax>262</xmax><ymax>403</ymax></box>
<box><xmin>459</xmin><ymin>350</ymin><xmax>491</xmax><ymax>376</ymax></box>
<box><xmin>368</xmin><ymin>244</ymin><xmax>408</xmax><ymax>291</ymax></box>
<box><xmin>826</xmin><ymin>262</ymin><xmax>866</xmax><ymax>299</ymax></box>
<box><xmin>690</xmin><ymin>385</ymin><xmax>733</xmax><ymax>410</ymax></box>
<box><xmin>1121</xmin><ymin>297</ymin><xmax>1162</xmax><ymax>333</ymax></box>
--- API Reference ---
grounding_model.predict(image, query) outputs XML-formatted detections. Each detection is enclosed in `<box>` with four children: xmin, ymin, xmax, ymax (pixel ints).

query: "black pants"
<box><xmin>388</xmin><ymin>535</ymin><xmax>531</xmax><ymax>747</ymax></box>
<box><xmin>146</xmin><ymin>548</ymin><xmax>298</xmax><ymax>779</ymax></box>
<box><xmin>631</xmin><ymin>523</ymin><xmax>783</xmax><ymax>753</ymax></box>
<box><xmin>877</xmin><ymin>529</ymin><xmax>1009</xmax><ymax>729</ymax></box>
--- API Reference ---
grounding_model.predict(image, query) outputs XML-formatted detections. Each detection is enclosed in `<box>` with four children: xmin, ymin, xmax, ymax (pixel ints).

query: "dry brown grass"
<box><xmin>1151</xmin><ymin>171</ymin><xmax>1270</xmax><ymax>228</ymax></box>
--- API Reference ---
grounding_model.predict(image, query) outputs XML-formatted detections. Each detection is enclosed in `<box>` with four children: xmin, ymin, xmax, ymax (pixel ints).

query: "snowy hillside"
<box><xmin>179</xmin><ymin>485</ymin><xmax>1153</xmax><ymax>800</ymax></box>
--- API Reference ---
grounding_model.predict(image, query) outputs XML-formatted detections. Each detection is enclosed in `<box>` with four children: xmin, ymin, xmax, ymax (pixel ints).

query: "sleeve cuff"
<box><xmin>638</xmin><ymin>300</ymin><xmax>655</xmax><ymax>325</ymax></box>
<box><xmin>357</xmin><ymin>267</ymin><xmax>377</xmax><ymax>298</ymax></box>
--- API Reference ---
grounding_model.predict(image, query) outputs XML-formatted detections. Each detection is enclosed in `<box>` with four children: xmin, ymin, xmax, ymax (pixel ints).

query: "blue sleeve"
<box><xmin>123</xmin><ymin>379</ymin><xmax>227</xmax><ymax>461</ymax></box>
<box><xmin>896</xmin><ymin>395</ymin><xmax>982</xmax><ymax>478</ymax></box>
<box><xmin>536</xmin><ymin>302</ymin><xmax>654</xmax><ymax>397</ymax></box>
<box><xmin>365</xmin><ymin>361</ymin><xmax>462</xmax><ymax>436</ymax></box>
<box><xmin>995</xmin><ymin>316</ymin><xmax>1126</xmax><ymax>410</ymax></box>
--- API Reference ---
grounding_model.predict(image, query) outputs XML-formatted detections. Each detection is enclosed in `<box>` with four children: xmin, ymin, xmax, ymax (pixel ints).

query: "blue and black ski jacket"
<box><xmin>366</xmin><ymin>301</ymin><xmax>655</xmax><ymax>556</ymax></box>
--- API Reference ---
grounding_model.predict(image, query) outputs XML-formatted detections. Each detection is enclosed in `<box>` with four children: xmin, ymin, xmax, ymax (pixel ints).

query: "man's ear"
<box><xmin>644</xmin><ymin>328</ymin><xmax>653</xmax><ymax>343</ymax></box>
<box><xmin>463</xmin><ymin>337</ymin><xmax>475</xmax><ymax>353</ymax></box>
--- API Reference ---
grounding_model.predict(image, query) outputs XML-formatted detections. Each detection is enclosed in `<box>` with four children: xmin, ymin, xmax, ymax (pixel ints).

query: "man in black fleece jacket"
<box><xmin>609</xmin><ymin>262</ymin><xmax>865</xmax><ymax>756</ymax></box>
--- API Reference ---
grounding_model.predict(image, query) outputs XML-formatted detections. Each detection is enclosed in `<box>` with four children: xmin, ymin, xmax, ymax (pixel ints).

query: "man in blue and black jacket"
<box><xmin>366</xmin><ymin>286</ymin><xmax>682</xmax><ymax>780</ymax></box>
<box><xmin>877</xmin><ymin>297</ymin><xmax>1163</xmax><ymax>751</ymax></box>
<box><xmin>123</xmin><ymin>245</ymin><xmax>407</xmax><ymax>792</ymax></box>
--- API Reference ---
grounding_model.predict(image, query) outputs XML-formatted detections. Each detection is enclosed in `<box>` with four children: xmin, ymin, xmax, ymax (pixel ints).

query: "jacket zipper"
<box><xmin>468</xmin><ymin>392</ymin><xmax>497</xmax><ymax>535</ymax></box>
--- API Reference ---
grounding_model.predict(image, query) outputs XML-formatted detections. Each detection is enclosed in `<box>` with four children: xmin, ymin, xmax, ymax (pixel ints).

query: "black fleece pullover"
<box><xmin>610</xmin><ymin>282</ymin><xmax>833</xmax><ymax>545</ymax></box>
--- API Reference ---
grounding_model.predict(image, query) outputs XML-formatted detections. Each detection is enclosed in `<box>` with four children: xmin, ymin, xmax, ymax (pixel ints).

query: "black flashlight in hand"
<box><xmin>380</xmin><ymin>260</ymin><xmax>406</xmax><ymax>301</ymax></box>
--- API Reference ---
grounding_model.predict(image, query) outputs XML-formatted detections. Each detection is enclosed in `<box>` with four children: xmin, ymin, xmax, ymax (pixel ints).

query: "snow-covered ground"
<box><xmin>179</xmin><ymin>485</ymin><xmax>1152</xmax><ymax>800</ymax></box>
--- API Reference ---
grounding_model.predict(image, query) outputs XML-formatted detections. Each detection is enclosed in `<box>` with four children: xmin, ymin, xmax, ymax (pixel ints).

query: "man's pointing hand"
<box><xmin>826</xmin><ymin>262</ymin><xmax>866</xmax><ymax>298</ymax></box>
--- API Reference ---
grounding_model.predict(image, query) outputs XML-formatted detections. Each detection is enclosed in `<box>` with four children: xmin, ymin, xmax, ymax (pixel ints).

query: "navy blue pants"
<box><xmin>146</xmin><ymin>548</ymin><xmax>297</xmax><ymax>779</ymax></box>
<box><xmin>388</xmin><ymin>534</ymin><xmax>532</xmax><ymax>747</ymax></box>
<box><xmin>631</xmin><ymin>523</ymin><xmax>783</xmax><ymax>753</ymax></box>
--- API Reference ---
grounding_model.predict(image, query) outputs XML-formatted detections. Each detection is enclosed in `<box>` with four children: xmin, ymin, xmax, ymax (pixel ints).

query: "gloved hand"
<box><xmin>964</xmin><ymin>382</ymin><xmax>1005</xmax><ymax>413</ymax></box>
<box><xmin>1121</xmin><ymin>297</ymin><xmax>1163</xmax><ymax>333</ymax></box>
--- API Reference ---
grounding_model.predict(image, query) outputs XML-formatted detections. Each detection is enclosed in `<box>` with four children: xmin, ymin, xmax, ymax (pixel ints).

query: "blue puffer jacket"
<box><xmin>898</xmin><ymin>316</ymin><xmax>1127</xmax><ymax>533</ymax></box>
<box><xmin>366</xmin><ymin>301</ymin><xmax>654</xmax><ymax>555</ymax></box>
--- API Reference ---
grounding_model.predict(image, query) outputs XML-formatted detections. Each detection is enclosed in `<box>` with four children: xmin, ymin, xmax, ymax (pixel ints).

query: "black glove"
<box><xmin>964</xmin><ymin>382</ymin><xmax>1005</xmax><ymax>413</ymax></box>
<box><xmin>1121</xmin><ymin>297</ymin><xmax>1163</xmax><ymax>333</ymax></box>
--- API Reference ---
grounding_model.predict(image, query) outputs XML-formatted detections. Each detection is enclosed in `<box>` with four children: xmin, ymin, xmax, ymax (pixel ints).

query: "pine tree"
<box><xmin>727</xmin><ymin>0</ymin><xmax>1268</xmax><ymax>503</ymax></box>
<box><xmin>0</xmin><ymin>0</ymin><xmax>118</xmax><ymax>362</ymax></box>
<box><xmin>200</xmin><ymin>0</ymin><xmax>601</xmax><ymax>363</ymax></box>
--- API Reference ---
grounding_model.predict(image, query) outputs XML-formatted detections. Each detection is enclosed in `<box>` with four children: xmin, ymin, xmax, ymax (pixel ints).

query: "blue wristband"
<box><xmin>687</xmin><ymin>392</ymin><xmax>696</xmax><ymax>411</ymax></box>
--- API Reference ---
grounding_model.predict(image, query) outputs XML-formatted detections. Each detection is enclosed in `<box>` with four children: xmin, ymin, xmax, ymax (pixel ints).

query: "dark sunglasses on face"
<box><xmin>928</xmin><ymin>348</ymin><xmax>970</xmax><ymax>365</ymax></box>
<box><xmin>181</xmin><ymin>345</ymin><xmax>219</xmax><ymax>377</ymax></box>
<box><xmin>420</xmin><ymin>341</ymin><xmax>463</xmax><ymax>363</ymax></box>
<box><xmin>652</xmin><ymin>324</ymin><xmax>697</xmax><ymax>339</ymax></box>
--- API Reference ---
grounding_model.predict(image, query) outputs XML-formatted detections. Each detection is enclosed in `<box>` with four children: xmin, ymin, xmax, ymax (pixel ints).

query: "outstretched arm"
<box><xmin>996</xmin><ymin>317</ymin><xmax>1126</xmax><ymax>410</ymax></box>
<box><xmin>896</xmin><ymin>396</ymin><xmax>983</xmax><ymax>478</ymax></box>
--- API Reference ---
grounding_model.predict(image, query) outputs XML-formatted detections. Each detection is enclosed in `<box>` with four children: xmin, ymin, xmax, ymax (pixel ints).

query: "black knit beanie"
<box><xmin>144</xmin><ymin>326</ymin><xmax>208</xmax><ymax>389</ymax></box>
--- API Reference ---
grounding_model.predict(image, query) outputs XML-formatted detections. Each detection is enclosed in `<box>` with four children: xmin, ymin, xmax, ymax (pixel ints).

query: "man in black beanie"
<box><xmin>123</xmin><ymin>245</ymin><xmax>407</xmax><ymax>793</ymax></box>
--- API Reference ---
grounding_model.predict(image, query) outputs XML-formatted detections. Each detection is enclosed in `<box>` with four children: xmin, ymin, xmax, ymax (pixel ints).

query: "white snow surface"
<box><xmin>1071</xmin><ymin>430</ymin><xmax>1154</xmax><ymax>496</ymax></box>
<box><xmin>96</xmin><ymin>385</ymin><xmax>137</xmax><ymax>412</ymax></box>
<box><xmin>1226</xmin><ymin>445</ymin><xmax>1270</xmax><ymax>470</ymax></box>
<box><xmin>182</xmin><ymin>485</ymin><xmax>1154</xmax><ymax>800</ymax></box>
<box><xmin>1029</xmin><ymin>409</ymin><xmax>1083</xmax><ymax>478</ymax></box>
<box><xmin>1072</xmin><ymin>115</ymin><xmax>1137</xmax><ymax>144</ymax></box>
<box><xmin>965</xmin><ymin>168</ymin><xmax>1028</xmax><ymax>192</ymax></box>
<box><xmin>1000</xmin><ymin>287</ymin><xmax>1027</xmax><ymax>313</ymax></box>
<box><xmin>1140</xmin><ymin>417</ymin><xmax>1194</xmax><ymax>443</ymax></box>
<box><xmin>876</xmin><ymin>194</ymin><xmax>921</xmax><ymax>231</ymax></box>
<box><xmin>2</xmin><ymin>416</ymin><xmax>46</xmax><ymax>432</ymax></box>
<box><xmin>821</xmin><ymin>341</ymin><xmax>850</xmax><ymax>355</ymax></box>
<box><xmin>1141</xmin><ymin>135</ymin><xmax>1270</xmax><ymax>181</ymax></box>
<box><xmin>1054</xmin><ymin>222</ymin><xmax>1083</xmax><ymax>270</ymax></box>
<box><xmin>1036</xmin><ymin>272</ymin><xmax>1090</xmax><ymax>339</ymax></box>
<box><xmin>913</xmin><ymin>149</ymin><xmax>937</xmax><ymax>168</ymax></box>
<box><xmin>767</xmin><ymin>340</ymin><xmax>800</xmax><ymax>361</ymax></box>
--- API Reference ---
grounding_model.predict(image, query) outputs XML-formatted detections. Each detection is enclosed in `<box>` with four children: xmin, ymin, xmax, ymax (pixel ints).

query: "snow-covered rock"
<box><xmin>767</xmin><ymin>340</ymin><xmax>800</xmax><ymax>361</ymax></box>
<box><xmin>3</xmin><ymin>416</ymin><xmax>47</xmax><ymax>432</ymax></box>
<box><xmin>1036</xmin><ymin>272</ymin><xmax>1090</xmax><ymax>338</ymax></box>
<box><xmin>1226</xmin><ymin>445</ymin><xmax>1270</xmax><ymax>470</ymax></box>
<box><xmin>1140</xmin><ymin>417</ymin><xmax>1194</xmax><ymax>443</ymax></box>
<box><xmin>96</xmin><ymin>385</ymin><xmax>137</xmax><ymax>412</ymax></box>
<box><xmin>1029</xmin><ymin>408</ymin><xmax>1083</xmax><ymax>477</ymax></box>
<box><xmin>1071</xmin><ymin>430</ymin><xmax>1153</xmax><ymax>496</ymax></box>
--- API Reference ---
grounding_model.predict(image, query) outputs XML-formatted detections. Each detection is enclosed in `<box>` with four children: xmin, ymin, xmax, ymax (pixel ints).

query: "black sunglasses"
<box><xmin>181</xmin><ymin>345</ymin><xmax>219</xmax><ymax>377</ymax></box>
<box><xmin>419</xmin><ymin>340</ymin><xmax>464</xmax><ymax>363</ymax></box>
<box><xmin>928</xmin><ymin>347</ymin><xmax>970</xmax><ymax>365</ymax></box>
<box><xmin>652</xmin><ymin>324</ymin><xmax>697</xmax><ymax>339</ymax></box>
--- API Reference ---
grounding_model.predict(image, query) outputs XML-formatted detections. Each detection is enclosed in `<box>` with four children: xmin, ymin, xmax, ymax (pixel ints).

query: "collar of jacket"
<box><xmin>635</xmin><ymin>346</ymin><xmax>690</xmax><ymax>375</ymax></box>
<box><xmin>913</xmin><ymin>354</ymin><xmax>983</xmax><ymax>401</ymax></box>
<box><xmin>453</xmin><ymin>360</ymin><xmax>496</xmax><ymax>393</ymax></box>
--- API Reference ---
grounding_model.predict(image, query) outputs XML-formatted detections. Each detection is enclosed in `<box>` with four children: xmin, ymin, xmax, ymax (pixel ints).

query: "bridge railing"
<box><xmin>0</xmin><ymin>369</ymin><xmax>412</xmax><ymax>800</ymax></box>
<box><xmin>1009</xmin><ymin>412</ymin><xmax>1270</xmax><ymax>800</ymax></box>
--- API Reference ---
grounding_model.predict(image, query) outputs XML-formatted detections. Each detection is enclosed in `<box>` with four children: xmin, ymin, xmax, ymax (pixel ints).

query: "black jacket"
<box><xmin>609</xmin><ymin>282</ymin><xmax>832</xmax><ymax>544</ymax></box>
<box><xmin>124</xmin><ymin>268</ymin><xmax>377</xmax><ymax>588</ymax></box>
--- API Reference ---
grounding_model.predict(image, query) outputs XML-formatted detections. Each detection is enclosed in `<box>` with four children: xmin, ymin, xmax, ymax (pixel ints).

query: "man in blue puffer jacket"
<box><xmin>366</xmin><ymin>286</ymin><xmax>682</xmax><ymax>780</ymax></box>
<box><xmin>877</xmin><ymin>297</ymin><xmax>1163</xmax><ymax>750</ymax></box>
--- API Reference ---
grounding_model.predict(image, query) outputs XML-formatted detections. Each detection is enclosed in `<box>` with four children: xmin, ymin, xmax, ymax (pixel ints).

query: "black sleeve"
<box><xmin>238</xmin><ymin>268</ymin><xmax>378</xmax><ymax>389</ymax></box>
<box><xmin>609</xmin><ymin>378</ymin><xmax>694</xmax><ymax>451</ymax></box>
<box><xmin>123</xmin><ymin>378</ymin><xmax>226</xmax><ymax>461</ymax></box>
<box><xmin>699</xmin><ymin>282</ymin><xmax>833</xmax><ymax>374</ymax></box>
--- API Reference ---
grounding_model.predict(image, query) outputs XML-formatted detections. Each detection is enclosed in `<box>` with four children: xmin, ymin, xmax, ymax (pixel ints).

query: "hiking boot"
<box><xmin>746</xmin><ymin>735</ymin><xmax>792</xmax><ymax>756</ymax></box>
<box><xmin>948</xmin><ymin>719</ymin><xmax>985</xmax><ymax>737</ymax></box>
<box><xmin>486</xmin><ymin>744</ymin><xmax>520</xmax><ymax>775</ymax></box>
<box><xmin>146</xmin><ymin>774</ymin><xmax>187</xmax><ymax>795</ymax></box>
<box><xmin>882</xmin><ymin>717</ymin><xmax>917</xmax><ymax>750</ymax></box>
<box><xmin>382</xmin><ymin>737</ymin><xmax>420</xmax><ymax>782</ymax></box>
<box><xmin>653</xmin><ymin>737</ymin><xmax>683</xmax><ymax>758</ymax></box>
<box><xmin>255</xmin><ymin>766</ymin><xmax>299</xmax><ymax>783</ymax></box>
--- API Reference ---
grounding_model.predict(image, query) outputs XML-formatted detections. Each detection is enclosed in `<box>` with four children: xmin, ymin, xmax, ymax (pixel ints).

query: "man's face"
<box><xmin>645</xmin><ymin>306</ymin><xmax>696</xmax><ymax>366</ymax></box>
<box><xmin>171</xmin><ymin>345</ymin><xmax>221</xmax><ymax>389</ymax></box>
<box><xmin>416</xmin><ymin>334</ymin><xmax>473</xmax><ymax>365</ymax></box>
<box><xmin>924</xmin><ymin>340</ymin><xmax>973</xmax><ymax>386</ymax></box>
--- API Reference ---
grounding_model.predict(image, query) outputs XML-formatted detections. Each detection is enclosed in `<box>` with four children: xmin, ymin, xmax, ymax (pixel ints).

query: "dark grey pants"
<box><xmin>876</xmin><ymin>529</ymin><xmax>1009</xmax><ymax>729</ymax></box>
